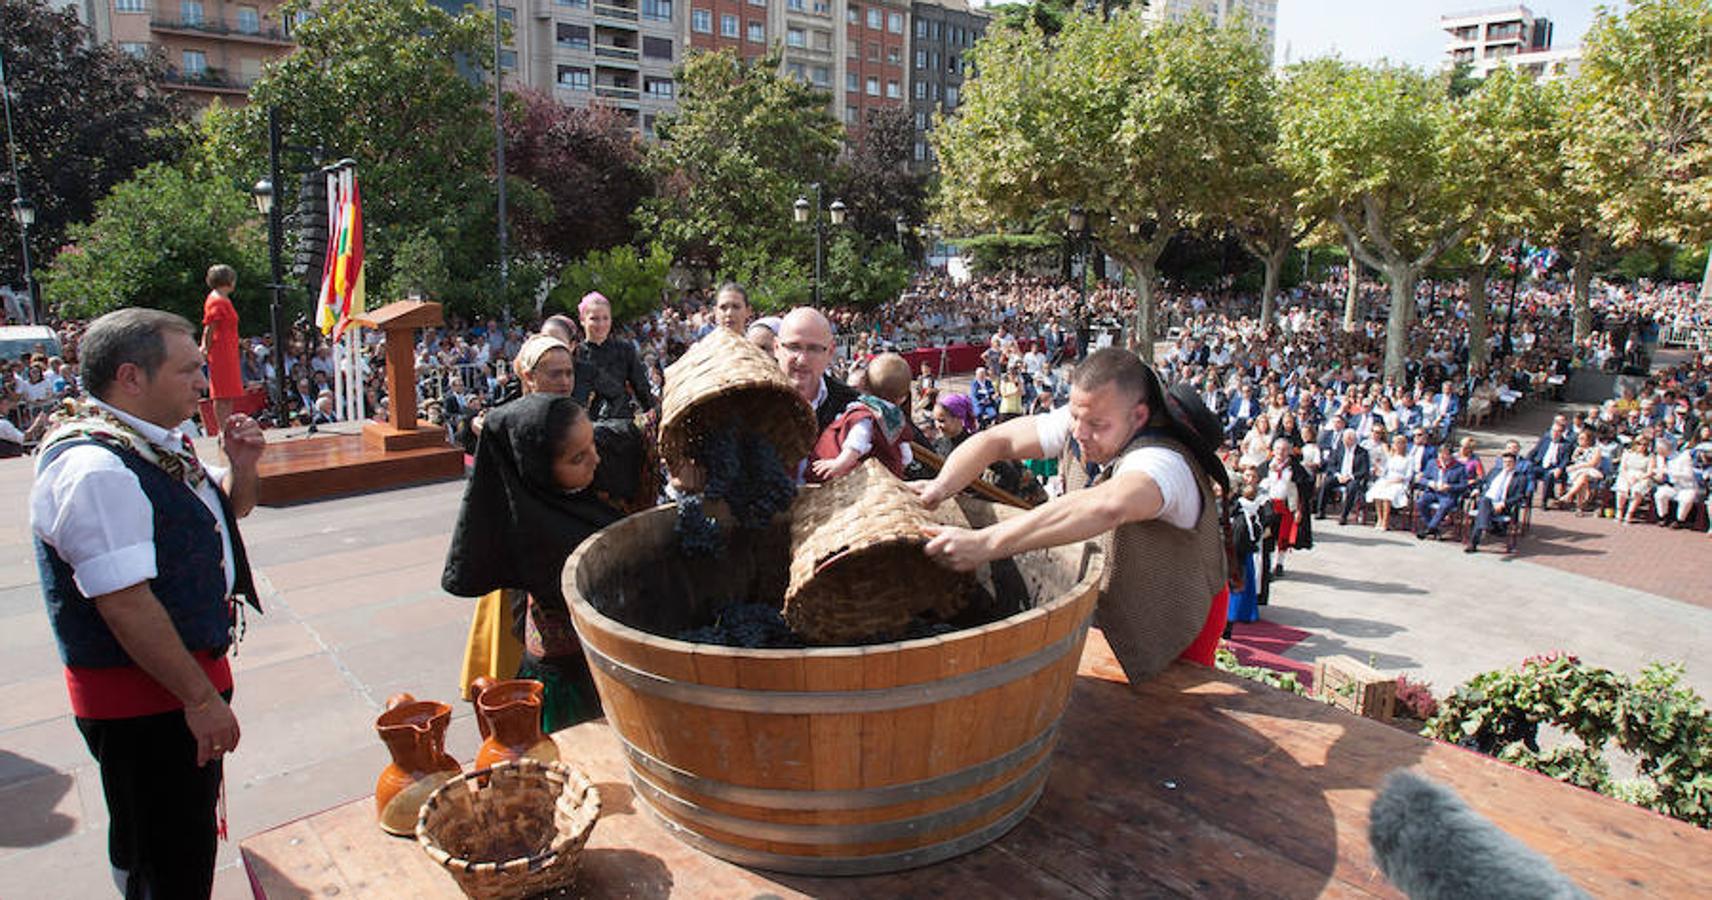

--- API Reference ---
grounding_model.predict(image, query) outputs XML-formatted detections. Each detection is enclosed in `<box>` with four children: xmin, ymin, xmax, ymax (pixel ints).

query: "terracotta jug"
<box><xmin>471</xmin><ymin>677</ymin><xmax>559</xmax><ymax>769</ymax></box>
<box><xmin>374</xmin><ymin>693</ymin><xmax>461</xmax><ymax>836</ymax></box>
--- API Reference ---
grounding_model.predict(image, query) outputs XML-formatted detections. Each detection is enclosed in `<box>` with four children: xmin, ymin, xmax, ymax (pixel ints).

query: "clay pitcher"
<box><xmin>471</xmin><ymin>677</ymin><xmax>559</xmax><ymax>768</ymax></box>
<box><xmin>374</xmin><ymin>693</ymin><xmax>461</xmax><ymax>836</ymax></box>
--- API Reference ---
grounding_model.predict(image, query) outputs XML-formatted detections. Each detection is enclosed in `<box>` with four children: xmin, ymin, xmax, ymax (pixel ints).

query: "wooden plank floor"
<box><xmin>254</xmin><ymin>433</ymin><xmax>464</xmax><ymax>506</ymax></box>
<box><xmin>240</xmin><ymin>632</ymin><xmax>1712</xmax><ymax>898</ymax></box>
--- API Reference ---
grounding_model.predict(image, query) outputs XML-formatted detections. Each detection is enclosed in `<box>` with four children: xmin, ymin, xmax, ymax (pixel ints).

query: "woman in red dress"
<box><xmin>201</xmin><ymin>264</ymin><xmax>243</xmax><ymax>427</ymax></box>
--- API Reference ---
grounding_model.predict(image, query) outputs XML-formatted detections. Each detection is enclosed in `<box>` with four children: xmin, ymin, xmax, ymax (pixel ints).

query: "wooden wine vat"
<box><xmin>563</xmin><ymin>498</ymin><xmax>1105</xmax><ymax>875</ymax></box>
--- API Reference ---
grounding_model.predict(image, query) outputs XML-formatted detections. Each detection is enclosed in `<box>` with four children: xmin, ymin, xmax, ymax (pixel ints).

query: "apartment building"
<box><xmin>842</xmin><ymin>0</ymin><xmax>908</xmax><ymax>135</ymax></box>
<box><xmin>80</xmin><ymin>0</ymin><xmax>298</xmax><ymax>105</ymax></box>
<box><xmin>1139</xmin><ymin>0</ymin><xmax>1277</xmax><ymax>59</ymax></box>
<box><xmin>906</xmin><ymin>0</ymin><xmax>985</xmax><ymax>169</ymax></box>
<box><xmin>1441</xmin><ymin>5</ymin><xmax>1578</xmax><ymax>80</ymax></box>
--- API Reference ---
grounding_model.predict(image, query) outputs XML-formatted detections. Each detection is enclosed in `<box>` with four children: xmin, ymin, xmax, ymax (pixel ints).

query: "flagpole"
<box><xmin>329</xmin><ymin>167</ymin><xmax>344</xmax><ymax>421</ymax></box>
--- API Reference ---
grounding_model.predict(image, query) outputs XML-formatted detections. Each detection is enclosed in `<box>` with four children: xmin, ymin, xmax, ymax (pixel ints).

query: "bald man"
<box><xmin>775</xmin><ymin>307</ymin><xmax>860</xmax><ymax>433</ymax></box>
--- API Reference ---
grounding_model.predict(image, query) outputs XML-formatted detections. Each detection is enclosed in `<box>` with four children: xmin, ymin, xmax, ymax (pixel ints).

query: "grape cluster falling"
<box><xmin>674</xmin><ymin>426</ymin><xmax>799</xmax><ymax>557</ymax></box>
<box><xmin>676</xmin><ymin>603</ymin><xmax>804</xmax><ymax>649</ymax></box>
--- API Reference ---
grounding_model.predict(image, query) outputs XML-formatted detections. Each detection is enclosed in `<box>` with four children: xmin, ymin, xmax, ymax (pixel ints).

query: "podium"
<box><xmin>354</xmin><ymin>300</ymin><xmax>456</xmax><ymax>452</ymax></box>
<box><xmin>251</xmin><ymin>300</ymin><xmax>465</xmax><ymax>505</ymax></box>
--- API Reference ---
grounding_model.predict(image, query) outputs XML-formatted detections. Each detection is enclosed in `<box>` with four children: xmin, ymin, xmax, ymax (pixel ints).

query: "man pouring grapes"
<box><xmin>912</xmin><ymin>348</ymin><xmax>1231</xmax><ymax>683</ymax></box>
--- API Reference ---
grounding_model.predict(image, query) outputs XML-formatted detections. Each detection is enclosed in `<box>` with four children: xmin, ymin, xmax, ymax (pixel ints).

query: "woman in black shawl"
<box><xmin>442</xmin><ymin>394</ymin><xmax>619</xmax><ymax>731</ymax></box>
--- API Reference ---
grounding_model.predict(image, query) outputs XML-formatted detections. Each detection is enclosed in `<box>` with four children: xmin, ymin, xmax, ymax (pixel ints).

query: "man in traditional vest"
<box><xmin>914</xmin><ymin>347</ymin><xmax>1229</xmax><ymax>682</ymax></box>
<box><xmin>30</xmin><ymin>307</ymin><xmax>265</xmax><ymax>899</ymax></box>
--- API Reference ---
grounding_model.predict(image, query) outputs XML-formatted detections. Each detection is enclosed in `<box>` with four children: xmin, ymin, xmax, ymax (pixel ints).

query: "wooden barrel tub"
<box><xmin>563</xmin><ymin>498</ymin><xmax>1105</xmax><ymax>876</ymax></box>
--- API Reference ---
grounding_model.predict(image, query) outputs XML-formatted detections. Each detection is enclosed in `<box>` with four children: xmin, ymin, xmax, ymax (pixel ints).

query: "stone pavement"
<box><xmin>0</xmin><ymin>408</ymin><xmax>1707</xmax><ymax>898</ymax></box>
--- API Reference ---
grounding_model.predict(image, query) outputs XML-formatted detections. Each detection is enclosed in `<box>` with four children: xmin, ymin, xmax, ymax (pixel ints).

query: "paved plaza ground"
<box><xmin>0</xmin><ymin>397</ymin><xmax>1707</xmax><ymax>898</ymax></box>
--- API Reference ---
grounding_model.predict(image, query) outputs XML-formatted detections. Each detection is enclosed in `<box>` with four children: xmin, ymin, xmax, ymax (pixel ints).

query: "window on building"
<box><xmin>786</xmin><ymin>26</ymin><xmax>804</xmax><ymax>46</ymax></box>
<box><xmin>931</xmin><ymin>82</ymin><xmax>939</xmax><ymax>100</ymax></box>
<box><xmin>692</xmin><ymin>8</ymin><xmax>711</xmax><ymax>32</ymax></box>
<box><xmin>913</xmin><ymin>140</ymin><xmax>925</xmax><ymax>161</ymax></box>
<box><xmin>559</xmin><ymin>23</ymin><xmax>590</xmax><ymax>49</ymax></box>
<box><xmin>813</xmin><ymin>30</ymin><xmax>831</xmax><ymax>51</ymax></box>
<box><xmin>865</xmin><ymin>76</ymin><xmax>879</xmax><ymax>96</ymax></box>
<box><xmin>643</xmin><ymin>114</ymin><xmax>657</xmax><ymax>135</ymax></box>
<box><xmin>182</xmin><ymin>49</ymin><xmax>207</xmax><ymax>75</ymax></box>
<box><xmin>945</xmin><ymin>84</ymin><xmax>958</xmax><ymax>107</ymax></box>
<box><xmin>867</xmin><ymin>41</ymin><xmax>878</xmax><ymax>61</ymax></box>
<box><xmin>887</xmin><ymin>11</ymin><xmax>902</xmax><ymax>33</ymax></box>
<box><xmin>812</xmin><ymin>65</ymin><xmax>829</xmax><ymax>86</ymax></box>
<box><xmin>556</xmin><ymin>0</ymin><xmax>590</xmax><ymax>7</ymax></box>
<box><xmin>845</xmin><ymin>105</ymin><xmax>858</xmax><ymax>124</ymax></box>
<box><xmin>813</xmin><ymin>0</ymin><xmax>830</xmax><ymax>14</ymax></box>
<box><xmin>119</xmin><ymin>41</ymin><xmax>150</xmax><ymax>58</ymax></box>
<box><xmin>787</xmin><ymin>0</ymin><xmax>803</xmax><ymax>9</ymax></box>
<box><xmin>847</xmin><ymin>4</ymin><xmax>859</xmax><ymax>23</ymax></box>
<box><xmin>721</xmin><ymin>14</ymin><xmax>738</xmax><ymax>37</ymax></box>
<box><xmin>748</xmin><ymin>0</ymin><xmax>764</xmax><ymax>6</ymax></box>
<box><xmin>115</xmin><ymin>0</ymin><xmax>145</xmax><ymax>12</ymax></box>
<box><xmin>915</xmin><ymin>18</ymin><xmax>926</xmax><ymax>38</ymax></box>
<box><xmin>914</xmin><ymin>110</ymin><xmax>927</xmax><ymax>129</ymax></box>
<box><xmin>914</xmin><ymin>81</ymin><xmax>925</xmax><ymax>99</ymax></box>
<box><xmin>947</xmin><ymin>53</ymin><xmax>956</xmax><ymax>73</ymax></box>
<box><xmin>240</xmin><ymin>57</ymin><xmax>261</xmax><ymax>81</ymax></box>
<box><xmin>885</xmin><ymin>79</ymin><xmax>900</xmax><ymax>98</ymax></box>
<box><xmin>915</xmin><ymin>49</ymin><xmax>925</xmax><ymax>69</ymax></box>
<box><xmin>498</xmin><ymin>6</ymin><xmax>515</xmax><ymax>23</ymax></box>
<box><xmin>931</xmin><ymin>20</ymin><xmax>940</xmax><ymax>39</ymax></box>
<box><xmin>641</xmin><ymin>0</ymin><xmax>671</xmax><ymax>20</ymax></box>
<box><xmin>642</xmin><ymin>36</ymin><xmax>673</xmax><ymax>59</ymax></box>
<box><xmin>887</xmin><ymin>45</ymin><xmax>899</xmax><ymax>64</ymax></box>
<box><xmin>866</xmin><ymin>8</ymin><xmax>880</xmax><ymax>28</ymax></box>
<box><xmin>787</xmin><ymin>62</ymin><xmax>805</xmax><ymax>80</ymax></box>
<box><xmin>645</xmin><ymin>77</ymin><xmax>674</xmax><ymax>98</ymax></box>
<box><xmin>752</xmin><ymin>22</ymin><xmax>769</xmax><ymax>43</ymax></box>
<box><xmin>180</xmin><ymin>0</ymin><xmax>204</xmax><ymax>25</ymax></box>
<box><xmin>499</xmin><ymin>49</ymin><xmax>517</xmax><ymax>68</ymax></box>
<box><xmin>930</xmin><ymin>50</ymin><xmax>939</xmax><ymax>70</ymax></box>
<box><xmin>236</xmin><ymin>6</ymin><xmax>260</xmax><ymax>33</ymax></box>
<box><xmin>559</xmin><ymin>66</ymin><xmax>591</xmax><ymax>90</ymax></box>
<box><xmin>846</xmin><ymin>72</ymin><xmax>858</xmax><ymax>91</ymax></box>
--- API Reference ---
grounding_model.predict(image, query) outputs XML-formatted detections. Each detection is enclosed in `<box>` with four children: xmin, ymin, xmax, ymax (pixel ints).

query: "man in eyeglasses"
<box><xmin>775</xmin><ymin>307</ymin><xmax>859</xmax><ymax>433</ymax></box>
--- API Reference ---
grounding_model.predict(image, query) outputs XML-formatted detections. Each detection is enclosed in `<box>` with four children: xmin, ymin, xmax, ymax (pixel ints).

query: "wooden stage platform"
<box><xmin>238</xmin><ymin>632</ymin><xmax>1711</xmax><ymax>898</ymax></box>
<box><xmin>253</xmin><ymin>427</ymin><xmax>464</xmax><ymax>506</ymax></box>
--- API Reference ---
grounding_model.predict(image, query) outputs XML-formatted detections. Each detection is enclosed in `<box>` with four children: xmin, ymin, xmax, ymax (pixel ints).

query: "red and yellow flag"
<box><xmin>315</xmin><ymin>174</ymin><xmax>366</xmax><ymax>340</ymax></box>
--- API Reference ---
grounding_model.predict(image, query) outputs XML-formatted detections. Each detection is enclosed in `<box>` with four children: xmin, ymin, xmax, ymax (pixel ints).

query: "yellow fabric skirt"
<box><xmin>458</xmin><ymin>589</ymin><xmax>524</xmax><ymax>700</ymax></box>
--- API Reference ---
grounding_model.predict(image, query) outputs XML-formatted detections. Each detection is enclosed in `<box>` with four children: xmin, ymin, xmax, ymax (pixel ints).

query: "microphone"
<box><xmin>1368</xmin><ymin>770</ymin><xmax>1590</xmax><ymax>899</ymax></box>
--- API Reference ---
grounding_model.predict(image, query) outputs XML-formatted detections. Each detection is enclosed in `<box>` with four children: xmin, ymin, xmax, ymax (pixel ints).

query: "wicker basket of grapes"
<box><xmin>659</xmin><ymin>328</ymin><xmax>817</xmax><ymax>479</ymax></box>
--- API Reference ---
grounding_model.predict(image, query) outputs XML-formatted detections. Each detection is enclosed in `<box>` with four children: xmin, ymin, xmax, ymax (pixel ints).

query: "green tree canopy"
<box><xmin>936</xmin><ymin>12</ymin><xmax>1272</xmax><ymax>359</ymax></box>
<box><xmin>203</xmin><ymin>0</ymin><xmax>499</xmax><ymax>313</ymax></box>
<box><xmin>550</xmin><ymin>241</ymin><xmax>671</xmax><ymax>324</ymax></box>
<box><xmin>0</xmin><ymin>0</ymin><xmax>186</xmax><ymax>290</ymax></box>
<box><xmin>639</xmin><ymin>49</ymin><xmax>842</xmax><ymax>308</ymax></box>
<box><xmin>41</xmin><ymin>162</ymin><xmax>268</xmax><ymax>326</ymax></box>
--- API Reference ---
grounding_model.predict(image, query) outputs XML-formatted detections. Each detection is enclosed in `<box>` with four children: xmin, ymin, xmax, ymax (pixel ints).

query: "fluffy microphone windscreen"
<box><xmin>1368</xmin><ymin>770</ymin><xmax>1590</xmax><ymax>900</ymax></box>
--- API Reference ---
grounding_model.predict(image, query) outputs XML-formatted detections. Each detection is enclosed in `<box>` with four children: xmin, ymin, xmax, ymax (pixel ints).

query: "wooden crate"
<box><xmin>1313</xmin><ymin>655</ymin><xmax>1396</xmax><ymax>721</ymax></box>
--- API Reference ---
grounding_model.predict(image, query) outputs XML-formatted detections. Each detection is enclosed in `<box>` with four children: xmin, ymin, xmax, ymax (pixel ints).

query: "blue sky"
<box><xmin>1275</xmin><ymin>0</ymin><xmax>1601</xmax><ymax>67</ymax></box>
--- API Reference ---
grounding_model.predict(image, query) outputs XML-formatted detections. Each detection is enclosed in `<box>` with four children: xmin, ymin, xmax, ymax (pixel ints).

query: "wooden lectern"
<box><xmin>352</xmin><ymin>299</ymin><xmax>453</xmax><ymax>452</ymax></box>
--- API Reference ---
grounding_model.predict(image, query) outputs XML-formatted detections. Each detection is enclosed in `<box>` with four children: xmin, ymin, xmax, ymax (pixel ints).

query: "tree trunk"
<box><xmin>1468</xmin><ymin>265</ymin><xmax>1490</xmax><ymax>371</ymax></box>
<box><xmin>1382</xmin><ymin>265</ymin><xmax>1418</xmax><ymax>384</ymax></box>
<box><xmin>1571</xmin><ymin>229</ymin><xmax>1595</xmax><ymax>344</ymax></box>
<box><xmin>1343</xmin><ymin>259</ymin><xmax>1359</xmax><ymax>332</ymax></box>
<box><xmin>1702</xmin><ymin>241</ymin><xmax>1712</xmax><ymax>304</ymax></box>
<box><xmin>1259</xmin><ymin>244</ymin><xmax>1286</xmax><ymax>328</ymax></box>
<box><xmin>1134</xmin><ymin>258</ymin><xmax>1158</xmax><ymax>364</ymax></box>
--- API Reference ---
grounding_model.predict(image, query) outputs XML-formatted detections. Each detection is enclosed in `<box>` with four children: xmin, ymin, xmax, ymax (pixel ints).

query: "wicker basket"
<box><xmin>658</xmin><ymin>328</ymin><xmax>817</xmax><ymax>476</ymax></box>
<box><xmin>784</xmin><ymin>460</ymin><xmax>974</xmax><ymax>643</ymax></box>
<box><xmin>416</xmin><ymin>758</ymin><xmax>601</xmax><ymax>900</ymax></box>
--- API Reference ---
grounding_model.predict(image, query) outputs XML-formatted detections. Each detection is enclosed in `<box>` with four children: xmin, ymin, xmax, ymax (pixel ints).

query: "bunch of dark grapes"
<box><xmin>675</xmin><ymin>494</ymin><xmax>724</xmax><ymax>557</ymax></box>
<box><xmin>677</xmin><ymin>603</ymin><xmax>804</xmax><ymax>648</ymax></box>
<box><xmin>699</xmin><ymin>428</ymin><xmax>742</xmax><ymax>501</ymax></box>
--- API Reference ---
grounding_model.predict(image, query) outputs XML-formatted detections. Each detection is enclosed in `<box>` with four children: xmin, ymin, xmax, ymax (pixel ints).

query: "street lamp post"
<box><xmin>1500</xmin><ymin>236</ymin><xmax>1524</xmax><ymax>364</ymax></box>
<box><xmin>895</xmin><ymin>214</ymin><xmax>909</xmax><ymax>256</ymax></box>
<box><xmin>251</xmin><ymin>107</ymin><xmax>289</xmax><ymax>418</ymax></box>
<box><xmin>9</xmin><ymin>197</ymin><xmax>35</xmax><ymax>325</ymax></box>
<box><xmin>793</xmin><ymin>183</ymin><xmax>845</xmax><ymax>306</ymax></box>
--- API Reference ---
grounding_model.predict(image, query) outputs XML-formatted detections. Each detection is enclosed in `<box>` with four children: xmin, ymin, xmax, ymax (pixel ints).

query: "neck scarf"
<box><xmin>39</xmin><ymin>399</ymin><xmax>205</xmax><ymax>488</ymax></box>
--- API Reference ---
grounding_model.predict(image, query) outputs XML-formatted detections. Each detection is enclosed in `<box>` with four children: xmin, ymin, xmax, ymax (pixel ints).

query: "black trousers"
<box><xmin>1317</xmin><ymin>477</ymin><xmax>1362</xmax><ymax>521</ymax></box>
<box><xmin>76</xmin><ymin>694</ymin><xmax>229</xmax><ymax>900</ymax></box>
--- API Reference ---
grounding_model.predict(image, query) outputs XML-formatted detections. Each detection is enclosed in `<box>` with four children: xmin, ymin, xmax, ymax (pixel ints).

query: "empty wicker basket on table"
<box><xmin>415</xmin><ymin>758</ymin><xmax>601</xmax><ymax>900</ymax></box>
<box><xmin>658</xmin><ymin>327</ymin><xmax>818</xmax><ymax>475</ymax></box>
<box><xmin>785</xmin><ymin>460</ymin><xmax>974</xmax><ymax>643</ymax></box>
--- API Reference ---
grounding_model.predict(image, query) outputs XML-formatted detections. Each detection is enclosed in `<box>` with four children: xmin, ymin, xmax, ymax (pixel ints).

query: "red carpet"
<box><xmin>1224</xmin><ymin>620</ymin><xmax>1316</xmax><ymax>688</ymax></box>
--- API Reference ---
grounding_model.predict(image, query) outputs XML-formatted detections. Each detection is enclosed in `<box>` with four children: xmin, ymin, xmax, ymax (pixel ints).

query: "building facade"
<box><xmin>82</xmin><ymin>0</ymin><xmax>298</xmax><ymax>105</ymax></box>
<box><xmin>1441</xmin><ymin>5</ymin><xmax>1579</xmax><ymax>81</ymax></box>
<box><xmin>842</xmin><ymin>0</ymin><xmax>909</xmax><ymax>136</ymax></box>
<box><xmin>1138</xmin><ymin>0</ymin><xmax>1277</xmax><ymax>61</ymax></box>
<box><xmin>906</xmin><ymin>0</ymin><xmax>985</xmax><ymax>169</ymax></box>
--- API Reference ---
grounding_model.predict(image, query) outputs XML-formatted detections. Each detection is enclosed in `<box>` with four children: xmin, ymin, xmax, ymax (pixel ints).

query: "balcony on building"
<box><xmin>594</xmin><ymin>25</ymin><xmax>640</xmax><ymax>62</ymax></box>
<box><xmin>594</xmin><ymin>0</ymin><xmax>640</xmax><ymax>24</ymax></box>
<box><xmin>161</xmin><ymin>65</ymin><xmax>254</xmax><ymax>95</ymax></box>
<box><xmin>594</xmin><ymin>67</ymin><xmax>640</xmax><ymax>100</ymax></box>
<box><xmin>151</xmin><ymin>12</ymin><xmax>293</xmax><ymax>45</ymax></box>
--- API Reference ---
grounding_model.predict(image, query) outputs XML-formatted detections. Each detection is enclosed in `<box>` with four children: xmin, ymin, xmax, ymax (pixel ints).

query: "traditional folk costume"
<box><xmin>810</xmin><ymin>395</ymin><xmax>914</xmax><ymax>480</ymax></box>
<box><xmin>30</xmin><ymin>398</ymin><xmax>261</xmax><ymax>899</ymax></box>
